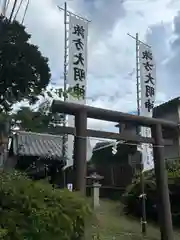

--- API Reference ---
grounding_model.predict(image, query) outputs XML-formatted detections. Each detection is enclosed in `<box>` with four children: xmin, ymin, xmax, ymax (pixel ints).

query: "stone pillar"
<box><xmin>92</xmin><ymin>182</ymin><xmax>101</xmax><ymax>208</ymax></box>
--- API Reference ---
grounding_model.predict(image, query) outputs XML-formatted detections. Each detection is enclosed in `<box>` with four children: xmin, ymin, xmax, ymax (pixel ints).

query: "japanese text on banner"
<box><xmin>67</xmin><ymin>15</ymin><xmax>88</xmax><ymax>103</ymax></box>
<box><xmin>139</xmin><ymin>43</ymin><xmax>156</xmax><ymax>171</ymax></box>
<box><xmin>139</xmin><ymin>43</ymin><xmax>156</xmax><ymax>116</ymax></box>
<box><xmin>66</xmin><ymin>15</ymin><xmax>91</xmax><ymax>168</ymax></box>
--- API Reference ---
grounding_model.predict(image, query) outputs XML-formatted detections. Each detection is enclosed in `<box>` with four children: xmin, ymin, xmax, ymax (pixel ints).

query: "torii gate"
<box><xmin>52</xmin><ymin>100</ymin><xmax>177</xmax><ymax>240</ymax></box>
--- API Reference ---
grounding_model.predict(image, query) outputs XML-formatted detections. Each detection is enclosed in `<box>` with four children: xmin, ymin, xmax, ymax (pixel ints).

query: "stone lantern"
<box><xmin>86</xmin><ymin>172</ymin><xmax>104</xmax><ymax>209</ymax></box>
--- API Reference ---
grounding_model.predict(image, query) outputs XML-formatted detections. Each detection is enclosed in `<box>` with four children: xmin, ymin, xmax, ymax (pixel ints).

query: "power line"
<box><xmin>12</xmin><ymin>0</ymin><xmax>29</xmax><ymax>24</ymax></box>
<box><xmin>5</xmin><ymin>0</ymin><xmax>10</xmax><ymax>14</ymax></box>
<box><xmin>2</xmin><ymin>0</ymin><xmax>8</xmax><ymax>16</ymax></box>
<box><xmin>21</xmin><ymin>0</ymin><xmax>29</xmax><ymax>24</ymax></box>
<box><xmin>13</xmin><ymin>0</ymin><xmax>24</xmax><ymax>21</ymax></box>
<box><xmin>9</xmin><ymin>0</ymin><xmax>18</xmax><ymax>22</ymax></box>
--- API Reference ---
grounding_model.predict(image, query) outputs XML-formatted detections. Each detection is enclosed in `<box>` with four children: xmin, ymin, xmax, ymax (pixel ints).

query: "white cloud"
<box><xmin>4</xmin><ymin>0</ymin><xmax>180</xmax><ymax>145</ymax></box>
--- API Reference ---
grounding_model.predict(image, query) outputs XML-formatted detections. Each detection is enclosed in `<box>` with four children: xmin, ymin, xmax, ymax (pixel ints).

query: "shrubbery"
<box><xmin>0</xmin><ymin>171</ymin><xmax>91</xmax><ymax>239</ymax></box>
<box><xmin>122</xmin><ymin>160</ymin><xmax>180</xmax><ymax>226</ymax></box>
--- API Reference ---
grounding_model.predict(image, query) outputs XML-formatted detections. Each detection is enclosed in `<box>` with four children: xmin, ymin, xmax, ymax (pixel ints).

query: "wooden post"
<box><xmin>152</xmin><ymin>124</ymin><xmax>174</xmax><ymax>240</ymax></box>
<box><xmin>73</xmin><ymin>110</ymin><xmax>87</xmax><ymax>195</ymax></box>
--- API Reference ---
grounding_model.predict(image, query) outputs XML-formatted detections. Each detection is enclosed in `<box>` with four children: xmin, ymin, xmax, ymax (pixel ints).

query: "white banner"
<box><xmin>139</xmin><ymin>43</ymin><xmax>156</xmax><ymax>171</ymax></box>
<box><xmin>67</xmin><ymin>15</ymin><xmax>88</xmax><ymax>98</ymax></box>
<box><xmin>66</xmin><ymin>15</ymin><xmax>92</xmax><ymax>168</ymax></box>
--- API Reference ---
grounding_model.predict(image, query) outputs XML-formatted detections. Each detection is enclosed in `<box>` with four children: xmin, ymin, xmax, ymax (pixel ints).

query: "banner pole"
<box><xmin>62</xmin><ymin>1</ymin><xmax>68</xmax><ymax>187</ymax></box>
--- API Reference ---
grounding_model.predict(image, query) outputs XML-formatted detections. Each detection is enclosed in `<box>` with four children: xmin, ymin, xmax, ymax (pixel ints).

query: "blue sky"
<box><xmin>4</xmin><ymin>0</ymin><xmax>180</xmax><ymax>142</ymax></box>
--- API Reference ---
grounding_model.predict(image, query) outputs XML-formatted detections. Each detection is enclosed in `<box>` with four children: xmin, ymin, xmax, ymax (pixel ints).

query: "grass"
<box><xmin>85</xmin><ymin>199</ymin><xmax>180</xmax><ymax>240</ymax></box>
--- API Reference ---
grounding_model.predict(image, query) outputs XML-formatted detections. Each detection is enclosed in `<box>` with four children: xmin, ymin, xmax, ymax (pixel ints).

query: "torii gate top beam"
<box><xmin>52</xmin><ymin>100</ymin><xmax>178</xmax><ymax>129</ymax></box>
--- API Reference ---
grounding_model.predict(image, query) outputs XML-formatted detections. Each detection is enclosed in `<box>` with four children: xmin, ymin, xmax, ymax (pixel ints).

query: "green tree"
<box><xmin>122</xmin><ymin>159</ymin><xmax>180</xmax><ymax>225</ymax></box>
<box><xmin>10</xmin><ymin>106</ymin><xmax>53</xmax><ymax>132</ymax></box>
<box><xmin>0</xmin><ymin>85</ymin><xmax>79</xmax><ymax>133</ymax></box>
<box><xmin>0</xmin><ymin>171</ymin><xmax>91</xmax><ymax>239</ymax></box>
<box><xmin>0</xmin><ymin>16</ymin><xmax>51</xmax><ymax>112</ymax></box>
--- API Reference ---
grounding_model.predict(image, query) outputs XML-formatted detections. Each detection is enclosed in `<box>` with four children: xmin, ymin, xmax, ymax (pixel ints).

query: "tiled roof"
<box><xmin>12</xmin><ymin>131</ymin><xmax>63</xmax><ymax>159</ymax></box>
<box><xmin>153</xmin><ymin>97</ymin><xmax>180</xmax><ymax>117</ymax></box>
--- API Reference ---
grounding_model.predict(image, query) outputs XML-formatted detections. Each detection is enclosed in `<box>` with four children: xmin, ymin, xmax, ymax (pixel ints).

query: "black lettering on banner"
<box><xmin>145</xmin><ymin>72</ymin><xmax>154</xmax><ymax>85</ymax></box>
<box><xmin>73</xmin><ymin>38</ymin><xmax>84</xmax><ymax>51</ymax></box>
<box><xmin>144</xmin><ymin>99</ymin><xmax>154</xmax><ymax>112</ymax></box>
<box><xmin>73</xmin><ymin>53</ymin><xmax>84</xmax><ymax>66</ymax></box>
<box><xmin>73</xmin><ymin>67</ymin><xmax>85</xmax><ymax>81</ymax></box>
<box><xmin>143</xmin><ymin>61</ymin><xmax>153</xmax><ymax>71</ymax></box>
<box><xmin>141</xmin><ymin>48</ymin><xmax>155</xmax><ymax>113</ymax></box>
<box><xmin>145</xmin><ymin>85</ymin><xmax>155</xmax><ymax>97</ymax></box>
<box><xmin>72</xmin><ymin>83</ymin><xmax>85</xmax><ymax>99</ymax></box>
<box><xmin>73</xmin><ymin>24</ymin><xmax>85</xmax><ymax>39</ymax></box>
<box><xmin>70</xmin><ymin>21</ymin><xmax>86</xmax><ymax>100</ymax></box>
<box><xmin>142</xmin><ymin>50</ymin><xmax>153</xmax><ymax>61</ymax></box>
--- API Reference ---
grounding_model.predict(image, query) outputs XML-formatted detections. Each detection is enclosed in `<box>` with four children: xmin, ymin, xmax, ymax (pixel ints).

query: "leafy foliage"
<box><xmin>0</xmin><ymin>171</ymin><xmax>91</xmax><ymax>240</ymax></box>
<box><xmin>122</xmin><ymin>159</ymin><xmax>180</xmax><ymax>225</ymax></box>
<box><xmin>11</xmin><ymin>107</ymin><xmax>53</xmax><ymax>132</ymax></box>
<box><xmin>41</xmin><ymin>87</ymin><xmax>85</xmax><ymax>101</ymax></box>
<box><xmin>0</xmin><ymin>106</ymin><xmax>58</xmax><ymax>133</ymax></box>
<box><xmin>8</xmin><ymin>86</ymin><xmax>84</xmax><ymax>131</ymax></box>
<box><xmin>0</xmin><ymin>16</ymin><xmax>51</xmax><ymax>112</ymax></box>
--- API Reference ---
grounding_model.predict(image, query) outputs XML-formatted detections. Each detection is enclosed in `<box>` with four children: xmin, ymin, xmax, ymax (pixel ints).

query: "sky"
<box><xmin>3</xmin><ymin>0</ymin><xmax>180</xmax><ymax>141</ymax></box>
